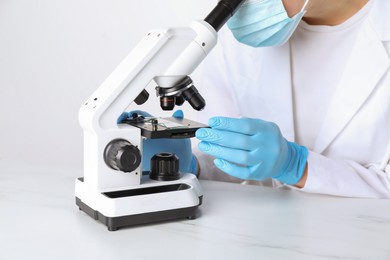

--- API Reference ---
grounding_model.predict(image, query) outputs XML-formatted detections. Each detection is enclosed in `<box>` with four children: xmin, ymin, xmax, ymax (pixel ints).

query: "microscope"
<box><xmin>75</xmin><ymin>0</ymin><xmax>245</xmax><ymax>231</ymax></box>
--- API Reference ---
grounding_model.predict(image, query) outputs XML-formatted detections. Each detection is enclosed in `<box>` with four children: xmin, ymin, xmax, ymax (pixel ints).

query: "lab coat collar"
<box><xmin>313</xmin><ymin>20</ymin><xmax>390</xmax><ymax>153</ymax></box>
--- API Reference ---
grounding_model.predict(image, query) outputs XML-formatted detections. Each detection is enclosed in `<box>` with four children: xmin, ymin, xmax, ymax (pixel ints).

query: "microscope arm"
<box><xmin>79</xmin><ymin>21</ymin><xmax>216</xmax><ymax>132</ymax></box>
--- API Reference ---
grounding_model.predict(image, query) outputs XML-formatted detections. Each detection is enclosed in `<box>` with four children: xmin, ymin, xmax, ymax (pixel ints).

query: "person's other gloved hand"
<box><xmin>118</xmin><ymin>110</ymin><xmax>197</xmax><ymax>174</ymax></box>
<box><xmin>195</xmin><ymin>117</ymin><xmax>308</xmax><ymax>185</ymax></box>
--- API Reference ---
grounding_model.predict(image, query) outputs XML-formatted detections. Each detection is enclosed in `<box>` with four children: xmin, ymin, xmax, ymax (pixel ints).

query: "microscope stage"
<box><xmin>122</xmin><ymin>116</ymin><xmax>208</xmax><ymax>139</ymax></box>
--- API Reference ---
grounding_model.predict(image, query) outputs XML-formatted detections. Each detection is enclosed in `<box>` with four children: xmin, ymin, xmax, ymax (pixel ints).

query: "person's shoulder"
<box><xmin>369</xmin><ymin>0</ymin><xmax>390</xmax><ymax>41</ymax></box>
<box><xmin>370</xmin><ymin>0</ymin><xmax>390</xmax><ymax>14</ymax></box>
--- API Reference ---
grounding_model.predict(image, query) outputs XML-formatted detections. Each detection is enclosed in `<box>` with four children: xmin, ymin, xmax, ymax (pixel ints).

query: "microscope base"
<box><xmin>75</xmin><ymin>196</ymin><xmax>202</xmax><ymax>231</ymax></box>
<box><xmin>75</xmin><ymin>174</ymin><xmax>203</xmax><ymax>231</ymax></box>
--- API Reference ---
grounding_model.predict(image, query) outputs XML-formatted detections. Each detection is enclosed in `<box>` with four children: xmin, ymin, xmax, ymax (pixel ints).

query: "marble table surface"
<box><xmin>1</xmin><ymin>159</ymin><xmax>390</xmax><ymax>260</ymax></box>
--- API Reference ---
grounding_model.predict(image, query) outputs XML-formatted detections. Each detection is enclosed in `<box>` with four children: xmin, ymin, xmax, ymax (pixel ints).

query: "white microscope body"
<box><xmin>75</xmin><ymin>0</ymin><xmax>245</xmax><ymax>231</ymax></box>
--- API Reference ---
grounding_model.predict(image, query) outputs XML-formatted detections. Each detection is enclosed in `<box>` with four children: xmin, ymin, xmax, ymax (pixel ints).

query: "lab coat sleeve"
<box><xmin>300</xmin><ymin>151</ymin><xmax>390</xmax><ymax>198</ymax></box>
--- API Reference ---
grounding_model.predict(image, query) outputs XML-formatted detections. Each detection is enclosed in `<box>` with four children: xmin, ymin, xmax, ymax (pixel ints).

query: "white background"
<box><xmin>0</xmin><ymin>0</ymin><xmax>216</xmax><ymax>170</ymax></box>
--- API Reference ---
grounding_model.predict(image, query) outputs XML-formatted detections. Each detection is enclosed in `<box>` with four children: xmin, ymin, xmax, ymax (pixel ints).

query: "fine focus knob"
<box><xmin>150</xmin><ymin>153</ymin><xmax>180</xmax><ymax>181</ymax></box>
<box><xmin>104</xmin><ymin>139</ymin><xmax>141</xmax><ymax>172</ymax></box>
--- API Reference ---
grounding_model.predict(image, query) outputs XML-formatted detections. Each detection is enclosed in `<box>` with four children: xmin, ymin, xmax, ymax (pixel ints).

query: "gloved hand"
<box><xmin>118</xmin><ymin>110</ymin><xmax>197</xmax><ymax>174</ymax></box>
<box><xmin>195</xmin><ymin>117</ymin><xmax>308</xmax><ymax>185</ymax></box>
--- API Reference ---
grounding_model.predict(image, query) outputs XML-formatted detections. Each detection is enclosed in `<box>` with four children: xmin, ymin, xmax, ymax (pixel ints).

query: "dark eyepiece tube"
<box><xmin>204</xmin><ymin>0</ymin><xmax>246</xmax><ymax>32</ymax></box>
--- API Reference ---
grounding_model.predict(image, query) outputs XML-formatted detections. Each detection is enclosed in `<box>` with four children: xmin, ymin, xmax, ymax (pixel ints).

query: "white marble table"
<box><xmin>1</xmin><ymin>160</ymin><xmax>390</xmax><ymax>260</ymax></box>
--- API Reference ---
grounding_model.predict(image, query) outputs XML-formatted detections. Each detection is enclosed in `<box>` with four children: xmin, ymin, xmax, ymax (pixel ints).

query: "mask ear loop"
<box><xmin>301</xmin><ymin>0</ymin><xmax>310</xmax><ymax>11</ymax></box>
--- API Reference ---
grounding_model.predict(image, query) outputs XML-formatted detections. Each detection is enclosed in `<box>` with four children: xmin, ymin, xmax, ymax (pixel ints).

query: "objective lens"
<box><xmin>181</xmin><ymin>85</ymin><xmax>206</xmax><ymax>111</ymax></box>
<box><xmin>175</xmin><ymin>96</ymin><xmax>185</xmax><ymax>106</ymax></box>
<box><xmin>160</xmin><ymin>96</ymin><xmax>175</xmax><ymax>110</ymax></box>
<box><xmin>134</xmin><ymin>89</ymin><xmax>149</xmax><ymax>105</ymax></box>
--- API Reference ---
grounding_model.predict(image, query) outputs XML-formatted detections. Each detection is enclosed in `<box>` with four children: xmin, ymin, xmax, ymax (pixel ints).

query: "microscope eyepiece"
<box><xmin>204</xmin><ymin>0</ymin><xmax>246</xmax><ymax>32</ymax></box>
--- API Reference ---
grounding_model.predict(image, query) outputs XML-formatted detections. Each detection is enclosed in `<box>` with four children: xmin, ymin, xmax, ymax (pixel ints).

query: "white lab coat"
<box><xmin>194</xmin><ymin>0</ymin><xmax>390</xmax><ymax>198</ymax></box>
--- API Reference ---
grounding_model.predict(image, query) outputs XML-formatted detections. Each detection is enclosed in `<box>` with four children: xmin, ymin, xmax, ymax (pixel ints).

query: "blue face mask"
<box><xmin>227</xmin><ymin>0</ymin><xmax>309</xmax><ymax>47</ymax></box>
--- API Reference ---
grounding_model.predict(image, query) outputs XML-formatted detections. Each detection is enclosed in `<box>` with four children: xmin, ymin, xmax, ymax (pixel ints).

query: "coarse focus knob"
<box><xmin>150</xmin><ymin>153</ymin><xmax>180</xmax><ymax>181</ymax></box>
<box><xmin>104</xmin><ymin>139</ymin><xmax>141</xmax><ymax>172</ymax></box>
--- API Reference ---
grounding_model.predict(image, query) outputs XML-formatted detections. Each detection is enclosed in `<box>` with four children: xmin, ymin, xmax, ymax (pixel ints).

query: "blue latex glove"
<box><xmin>118</xmin><ymin>110</ymin><xmax>197</xmax><ymax>174</ymax></box>
<box><xmin>195</xmin><ymin>117</ymin><xmax>308</xmax><ymax>185</ymax></box>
